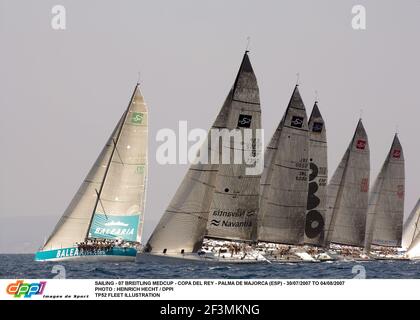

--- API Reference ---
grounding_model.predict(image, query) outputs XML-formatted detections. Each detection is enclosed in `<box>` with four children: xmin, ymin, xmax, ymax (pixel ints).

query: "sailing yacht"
<box><xmin>324</xmin><ymin>119</ymin><xmax>370</xmax><ymax>261</ymax></box>
<box><xmin>141</xmin><ymin>51</ymin><xmax>267</xmax><ymax>263</ymax></box>
<box><xmin>402</xmin><ymin>199</ymin><xmax>420</xmax><ymax>250</ymax></box>
<box><xmin>406</xmin><ymin>200</ymin><xmax>420</xmax><ymax>259</ymax></box>
<box><xmin>256</xmin><ymin>85</ymin><xmax>314</xmax><ymax>262</ymax></box>
<box><xmin>364</xmin><ymin>134</ymin><xmax>406</xmax><ymax>260</ymax></box>
<box><xmin>35</xmin><ymin>83</ymin><xmax>148</xmax><ymax>262</ymax></box>
<box><xmin>299</xmin><ymin>101</ymin><xmax>335</xmax><ymax>261</ymax></box>
<box><xmin>304</xmin><ymin>102</ymin><xmax>328</xmax><ymax>247</ymax></box>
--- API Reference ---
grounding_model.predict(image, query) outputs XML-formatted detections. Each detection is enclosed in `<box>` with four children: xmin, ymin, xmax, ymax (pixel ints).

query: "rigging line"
<box><xmin>112</xmin><ymin>138</ymin><xmax>125</xmax><ymax>166</ymax></box>
<box><xmin>95</xmin><ymin>189</ymin><xmax>108</xmax><ymax>219</ymax></box>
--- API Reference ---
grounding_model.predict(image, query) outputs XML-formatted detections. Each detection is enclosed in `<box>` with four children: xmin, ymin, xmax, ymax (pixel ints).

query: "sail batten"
<box><xmin>257</xmin><ymin>85</ymin><xmax>309</xmax><ymax>245</ymax></box>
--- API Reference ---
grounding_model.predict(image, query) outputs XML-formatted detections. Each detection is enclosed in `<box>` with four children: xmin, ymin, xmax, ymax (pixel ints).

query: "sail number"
<box><xmin>305</xmin><ymin>162</ymin><xmax>325</xmax><ymax>239</ymax></box>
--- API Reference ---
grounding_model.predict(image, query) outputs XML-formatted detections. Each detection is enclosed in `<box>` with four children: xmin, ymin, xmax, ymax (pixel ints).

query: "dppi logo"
<box><xmin>6</xmin><ymin>280</ymin><xmax>46</xmax><ymax>298</ymax></box>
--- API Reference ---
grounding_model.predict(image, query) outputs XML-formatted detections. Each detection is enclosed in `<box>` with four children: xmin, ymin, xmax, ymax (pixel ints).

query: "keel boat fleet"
<box><xmin>36</xmin><ymin>51</ymin><xmax>419</xmax><ymax>263</ymax></box>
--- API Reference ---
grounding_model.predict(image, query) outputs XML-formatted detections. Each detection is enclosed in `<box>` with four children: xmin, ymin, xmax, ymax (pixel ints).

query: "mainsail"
<box><xmin>407</xmin><ymin>228</ymin><xmax>420</xmax><ymax>259</ymax></box>
<box><xmin>205</xmin><ymin>52</ymin><xmax>261</xmax><ymax>241</ymax></box>
<box><xmin>257</xmin><ymin>85</ymin><xmax>309</xmax><ymax>245</ymax></box>
<box><xmin>325</xmin><ymin>119</ymin><xmax>370</xmax><ymax>247</ymax></box>
<box><xmin>364</xmin><ymin>134</ymin><xmax>405</xmax><ymax>251</ymax></box>
<box><xmin>146</xmin><ymin>52</ymin><xmax>260</xmax><ymax>253</ymax></box>
<box><xmin>402</xmin><ymin>199</ymin><xmax>420</xmax><ymax>249</ymax></box>
<box><xmin>42</xmin><ymin>84</ymin><xmax>148</xmax><ymax>250</ymax></box>
<box><xmin>304</xmin><ymin>102</ymin><xmax>328</xmax><ymax>246</ymax></box>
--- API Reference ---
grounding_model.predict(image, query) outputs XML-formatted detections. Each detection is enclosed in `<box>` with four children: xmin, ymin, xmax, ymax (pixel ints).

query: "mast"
<box><xmin>84</xmin><ymin>84</ymin><xmax>139</xmax><ymax>241</ymax></box>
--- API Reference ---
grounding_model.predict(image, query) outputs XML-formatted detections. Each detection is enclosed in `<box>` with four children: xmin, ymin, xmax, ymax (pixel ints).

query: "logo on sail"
<box><xmin>237</xmin><ymin>114</ymin><xmax>252</xmax><ymax>128</ymax></box>
<box><xmin>360</xmin><ymin>178</ymin><xmax>369</xmax><ymax>192</ymax></box>
<box><xmin>290</xmin><ymin>116</ymin><xmax>304</xmax><ymax>128</ymax></box>
<box><xmin>6</xmin><ymin>280</ymin><xmax>46</xmax><ymax>298</ymax></box>
<box><xmin>210</xmin><ymin>220</ymin><xmax>221</xmax><ymax>226</ymax></box>
<box><xmin>104</xmin><ymin>221</ymin><xmax>129</xmax><ymax>227</ymax></box>
<box><xmin>312</xmin><ymin>122</ymin><xmax>323</xmax><ymax>133</ymax></box>
<box><xmin>131</xmin><ymin>112</ymin><xmax>143</xmax><ymax>124</ymax></box>
<box><xmin>89</xmin><ymin>214</ymin><xmax>140</xmax><ymax>242</ymax></box>
<box><xmin>392</xmin><ymin>149</ymin><xmax>401</xmax><ymax>158</ymax></box>
<box><xmin>356</xmin><ymin>139</ymin><xmax>366</xmax><ymax>150</ymax></box>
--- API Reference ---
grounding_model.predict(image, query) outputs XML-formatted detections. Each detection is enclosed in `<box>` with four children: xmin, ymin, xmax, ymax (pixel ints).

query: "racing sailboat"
<box><xmin>324</xmin><ymin>119</ymin><xmax>370</xmax><ymax>259</ymax></box>
<box><xmin>256</xmin><ymin>85</ymin><xmax>312</xmax><ymax>262</ymax></box>
<box><xmin>304</xmin><ymin>101</ymin><xmax>328</xmax><ymax>246</ymax></box>
<box><xmin>402</xmin><ymin>199</ymin><xmax>420</xmax><ymax>250</ymax></box>
<box><xmin>406</xmin><ymin>199</ymin><xmax>420</xmax><ymax>259</ymax></box>
<box><xmin>364</xmin><ymin>134</ymin><xmax>405</xmax><ymax>258</ymax></box>
<box><xmin>35</xmin><ymin>83</ymin><xmax>148</xmax><ymax>262</ymax></box>
<box><xmin>142</xmin><ymin>51</ymin><xmax>266</xmax><ymax>263</ymax></box>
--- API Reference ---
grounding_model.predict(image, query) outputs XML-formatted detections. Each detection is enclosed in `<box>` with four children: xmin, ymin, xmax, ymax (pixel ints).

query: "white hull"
<box><xmin>137</xmin><ymin>252</ymin><xmax>268</xmax><ymax>264</ymax></box>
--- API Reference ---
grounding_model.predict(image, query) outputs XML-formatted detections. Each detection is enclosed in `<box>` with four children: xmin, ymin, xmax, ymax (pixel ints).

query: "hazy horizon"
<box><xmin>1</xmin><ymin>0</ymin><xmax>419</xmax><ymax>253</ymax></box>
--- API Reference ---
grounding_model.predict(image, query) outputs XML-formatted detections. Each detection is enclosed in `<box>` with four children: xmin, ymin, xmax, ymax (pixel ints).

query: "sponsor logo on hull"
<box><xmin>35</xmin><ymin>247</ymin><xmax>137</xmax><ymax>261</ymax></box>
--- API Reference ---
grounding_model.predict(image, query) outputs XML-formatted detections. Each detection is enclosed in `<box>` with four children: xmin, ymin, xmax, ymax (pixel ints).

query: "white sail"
<box><xmin>304</xmin><ymin>102</ymin><xmax>328</xmax><ymax>246</ymax></box>
<box><xmin>407</xmin><ymin>230</ymin><xmax>420</xmax><ymax>259</ymax></box>
<box><xmin>42</xmin><ymin>84</ymin><xmax>148</xmax><ymax>250</ymax></box>
<box><xmin>257</xmin><ymin>85</ymin><xmax>309</xmax><ymax>245</ymax></box>
<box><xmin>402</xmin><ymin>199</ymin><xmax>420</xmax><ymax>249</ymax></box>
<box><xmin>364</xmin><ymin>134</ymin><xmax>404</xmax><ymax>250</ymax></box>
<box><xmin>325</xmin><ymin>119</ymin><xmax>370</xmax><ymax>247</ymax></box>
<box><xmin>205</xmin><ymin>53</ymin><xmax>261</xmax><ymax>241</ymax></box>
<box><xmin>146</xmin><ymin>52</ymin><xmax>259</xmax><ymax>253</ymax></box>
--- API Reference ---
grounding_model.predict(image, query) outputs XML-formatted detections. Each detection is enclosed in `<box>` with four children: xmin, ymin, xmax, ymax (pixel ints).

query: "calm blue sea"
<box><xmin>0</xmin><ymin>254</ymin><xmax>419</xmax><ymax>279</ymax></box>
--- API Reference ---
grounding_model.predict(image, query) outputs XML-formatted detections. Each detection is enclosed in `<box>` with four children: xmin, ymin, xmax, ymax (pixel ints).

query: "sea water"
<box><xmin>0</xmin><ymin>254</ymin><xmax>419</xmax><ymax>279</ymax></box>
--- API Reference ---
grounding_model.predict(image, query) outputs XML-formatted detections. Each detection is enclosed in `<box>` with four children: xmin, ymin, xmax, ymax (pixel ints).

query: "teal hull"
<box><xmin>35</xmin><ymin>247</ymin><xmax>137</xmax><ymax>262</ymax></box>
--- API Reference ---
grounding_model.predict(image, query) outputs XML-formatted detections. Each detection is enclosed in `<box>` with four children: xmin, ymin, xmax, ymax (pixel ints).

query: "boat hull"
<box><xmin>35</xmin><ymin>247</ymin><xmax>137</xmax><ymax>262</ymax></box>
<box><xmin>137</xmin><ymin>252</ymin><xmax>268</xmax><ymax>264</ymax></box>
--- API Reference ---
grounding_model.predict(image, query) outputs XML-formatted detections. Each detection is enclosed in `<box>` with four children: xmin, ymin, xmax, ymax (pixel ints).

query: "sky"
<box><xmin>0</xmin><ymin>0</ymin><xmax>419</xmax><ymax>253</ymax></box>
